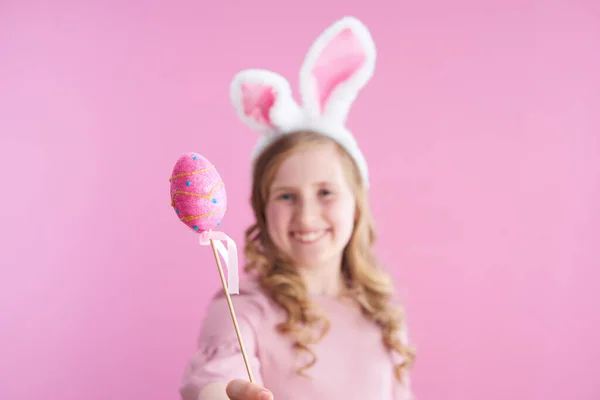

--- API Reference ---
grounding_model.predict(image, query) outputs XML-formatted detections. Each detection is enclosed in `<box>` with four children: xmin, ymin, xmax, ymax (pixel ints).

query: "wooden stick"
<box><xmin>209</xmin><ymin>239</ymin><xmax>255</xmax><ymax>383</ymax></box>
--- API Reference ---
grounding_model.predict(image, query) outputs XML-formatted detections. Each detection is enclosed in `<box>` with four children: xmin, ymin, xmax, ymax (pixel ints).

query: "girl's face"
<box><xmin>265</xmin><ymin>143</ymin><xmax>356</xmax><ymax>271</ymax></box>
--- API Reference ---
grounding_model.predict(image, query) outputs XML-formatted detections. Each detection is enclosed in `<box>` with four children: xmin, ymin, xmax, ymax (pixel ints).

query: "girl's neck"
<box><xmin>298</xmin><ymin>264</ymin><xmax>345</xmax><ymax>297</ymax></box>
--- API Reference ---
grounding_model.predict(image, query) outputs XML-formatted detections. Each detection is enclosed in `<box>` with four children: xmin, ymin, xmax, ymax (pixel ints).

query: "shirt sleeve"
<box><xmin>179</xmin><ymin>291</ymin><xmax>265</xmax><ymax>400</ymax></box>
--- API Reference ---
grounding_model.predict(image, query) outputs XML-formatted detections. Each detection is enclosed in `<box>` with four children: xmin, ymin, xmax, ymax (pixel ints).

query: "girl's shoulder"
<box><xmin>203</xmin><ymin>278</ymin><xmax>277</xmax><ymax>330</ymax></box>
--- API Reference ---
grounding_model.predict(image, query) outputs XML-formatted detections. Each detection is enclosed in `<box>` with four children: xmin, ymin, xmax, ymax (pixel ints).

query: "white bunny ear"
<box><xmin>299</xmin><ymin>17</ymin><xmax>376</xmax><ymax>124</ymax></box>
<box><xmin>230</xmin><ymin>69</ymin><xmax>303</xmax><ymax>134</ymax></box>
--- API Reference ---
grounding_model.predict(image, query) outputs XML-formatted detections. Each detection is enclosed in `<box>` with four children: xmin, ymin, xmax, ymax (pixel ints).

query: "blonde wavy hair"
<box><xmin>243</xmin><ymin>131</ymin><xmax>415</xmax><ymax>382</ymax></box>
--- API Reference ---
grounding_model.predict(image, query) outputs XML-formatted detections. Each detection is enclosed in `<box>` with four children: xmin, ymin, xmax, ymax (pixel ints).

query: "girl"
<box><xmin>180</xmin><ymin>17</ymin><xmax>415</xmax><ymax>400</ymax></box>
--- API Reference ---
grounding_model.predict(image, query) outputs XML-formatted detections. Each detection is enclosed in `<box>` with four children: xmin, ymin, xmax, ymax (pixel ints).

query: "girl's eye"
<box><xmin>279</xmin><ymin>193</ymin><xmax>294</xmax><ymax>200</ymax></box>
<box><xmin>319</xmin><ymin>189</ymin><xmax>332</xmax><ymax>197</ymax></box>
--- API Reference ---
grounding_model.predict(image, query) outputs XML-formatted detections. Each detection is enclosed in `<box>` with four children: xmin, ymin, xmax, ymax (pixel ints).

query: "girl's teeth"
<box><xmin>293</xmin><ymin>230</ymin><xmax>325</xmax><ymax>243</ymax></box>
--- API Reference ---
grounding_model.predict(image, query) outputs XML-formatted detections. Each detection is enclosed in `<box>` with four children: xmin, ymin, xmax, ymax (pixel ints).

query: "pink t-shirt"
<box><xmin>180</xmin><ymin>280</ymin><xmax>413</xmax><ymax>400</ymax></box>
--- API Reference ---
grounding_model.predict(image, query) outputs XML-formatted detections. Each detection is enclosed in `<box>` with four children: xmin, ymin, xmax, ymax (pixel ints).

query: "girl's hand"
<box><xmin>225</xmin><ymin>379</ymin><xmax>273</xmax><ymax>400</ymax></box>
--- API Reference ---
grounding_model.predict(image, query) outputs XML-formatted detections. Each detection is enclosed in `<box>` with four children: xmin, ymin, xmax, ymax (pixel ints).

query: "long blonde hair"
<box><xmin>243</xmin><ymin>131</ymin><xmax>415</xmax><ymax>382</ymax></box>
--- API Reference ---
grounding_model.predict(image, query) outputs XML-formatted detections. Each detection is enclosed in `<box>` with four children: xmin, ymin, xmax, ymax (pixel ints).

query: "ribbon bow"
<box><xmin>198</xmin><ymin>230</ymin><xmax>239</xmax><ymax>294</ymax></box>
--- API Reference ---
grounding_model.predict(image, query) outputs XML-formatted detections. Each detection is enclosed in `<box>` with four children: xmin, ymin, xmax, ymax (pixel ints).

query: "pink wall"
<box><xmin>1</xmin><ymin>1</ymin><xmax>599</xmax><ymax>399</ymax></box>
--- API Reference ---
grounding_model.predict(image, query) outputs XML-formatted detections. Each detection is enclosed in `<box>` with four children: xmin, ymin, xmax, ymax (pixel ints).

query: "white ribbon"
<box><xmin>198</xmin><ymin>230</ymin><xmax>239</xmax><ymax>294</ymax></box>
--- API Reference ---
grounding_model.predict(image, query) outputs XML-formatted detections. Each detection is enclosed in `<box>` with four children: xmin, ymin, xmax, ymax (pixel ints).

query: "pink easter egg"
<box><xmin>169</xmin><ymin>152</ymin><xmax>227</xmax><ymax>233</ymax></box>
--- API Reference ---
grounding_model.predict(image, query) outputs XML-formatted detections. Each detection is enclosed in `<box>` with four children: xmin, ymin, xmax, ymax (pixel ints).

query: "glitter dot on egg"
<box><xmin>212</xmin><ymin>198</ymin><xmax>217</xmax><ymax>204</ymax></box>
<box><xmin>217</xmin><ymin>221</ymin><xmax>221</xmax><ymax>226</ymax></box>
<box><xmin>193</xmin><ymin>225</ymin><xmax>199</xmax><ymax>231</ymax></box>
<box><xmin>192</xmin><ymin>154</ymin><xmax>198</xmax><ymax>160</ymax></box>
<box><xmin>186</xmin><ymin>180</ymin><xmax>191</xmax><ymax>186</ymax></box>
<box><xmin>175</xmin><ymin>209</ymin><xmax>179</xmax><ymax>214</ymax></box>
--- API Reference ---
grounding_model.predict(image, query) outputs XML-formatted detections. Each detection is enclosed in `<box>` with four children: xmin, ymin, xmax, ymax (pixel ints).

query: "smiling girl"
<box><xmin>179</xmin><ymin>17</ymin><xmax>415</xmax><ymax>400</ymax></box>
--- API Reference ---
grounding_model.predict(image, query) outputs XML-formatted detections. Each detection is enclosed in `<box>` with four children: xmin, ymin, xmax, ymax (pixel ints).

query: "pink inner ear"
<box><xmin>311</xmin><ymin>28</ymin><xmax>367</xmax><ymax>112</ymax></box>
<box><xmin>241</xmin><ymin>83</ymin><xmax>277</xmax><ymax>127</ymax></box>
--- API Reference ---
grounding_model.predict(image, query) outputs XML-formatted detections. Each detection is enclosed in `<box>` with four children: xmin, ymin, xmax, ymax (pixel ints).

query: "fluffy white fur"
<box><xmin>229</xmin><ymin>16</ymin><xmax>376</xmax><ymax>188</ymax></box>
<box><xmin>230</xmin><ymin>69</ymin><xmax>304</xmax><ymax>135</ymax></box>
<box><xmin>299</xmin><ymin>16</ymin><xmax>377</xmax><ymax>124</ymax></box>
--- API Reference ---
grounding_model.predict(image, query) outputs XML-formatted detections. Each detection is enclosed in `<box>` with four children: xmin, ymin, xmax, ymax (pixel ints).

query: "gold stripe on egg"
<box><xmin>180</xmin><ymin>208</ymin><xmax>226</xmax><ymax>222</ymax></box>
<box><xmin>169</xmin><ymin>164</ymin><xmax>215</xmax><ymax>182</ymax></box>
<box><xmin>171</xmin><ymin>181</ymin><xmax>224</xmax><ymax>206</ymax></box>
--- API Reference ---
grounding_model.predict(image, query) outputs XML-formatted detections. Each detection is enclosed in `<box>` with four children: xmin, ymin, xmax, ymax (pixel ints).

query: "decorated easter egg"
<box><xmin>169</xmin><ymin>152</ymin><xmax>227</xmax><ymax>233</ymax></box>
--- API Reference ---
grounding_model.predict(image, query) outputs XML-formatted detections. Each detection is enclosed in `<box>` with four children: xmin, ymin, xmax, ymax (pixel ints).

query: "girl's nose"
<box><xmin>295</xmin><ymin>197</ymin><xmax>319</xmax><ymax>223</ymax></box>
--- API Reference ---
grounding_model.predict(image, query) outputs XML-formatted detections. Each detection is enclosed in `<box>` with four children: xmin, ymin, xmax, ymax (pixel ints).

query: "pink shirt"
<box><xmin>180</xmin><ymin>280</ymin><xmax>413</xmax><ymax>400</ymax></box>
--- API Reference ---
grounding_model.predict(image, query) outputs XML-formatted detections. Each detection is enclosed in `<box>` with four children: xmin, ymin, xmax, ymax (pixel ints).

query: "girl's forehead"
<box><xmin>272</xmin><ymin>145</ymin><xmax>345</xmax><ymax>185</ymax></box>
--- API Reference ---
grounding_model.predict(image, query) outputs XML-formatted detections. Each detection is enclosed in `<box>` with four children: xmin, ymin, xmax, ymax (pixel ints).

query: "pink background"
<box><xmin>1</xmin><ymin>0</ymin><xmax>599</xmax><ymax>399</ymax></box>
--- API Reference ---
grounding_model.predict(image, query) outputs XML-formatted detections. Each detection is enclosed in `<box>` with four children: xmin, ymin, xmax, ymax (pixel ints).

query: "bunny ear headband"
<box><xmin>230</xmin><ymin>16</ymin><xmax>376</xmax><ymax>188</ymax></box>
